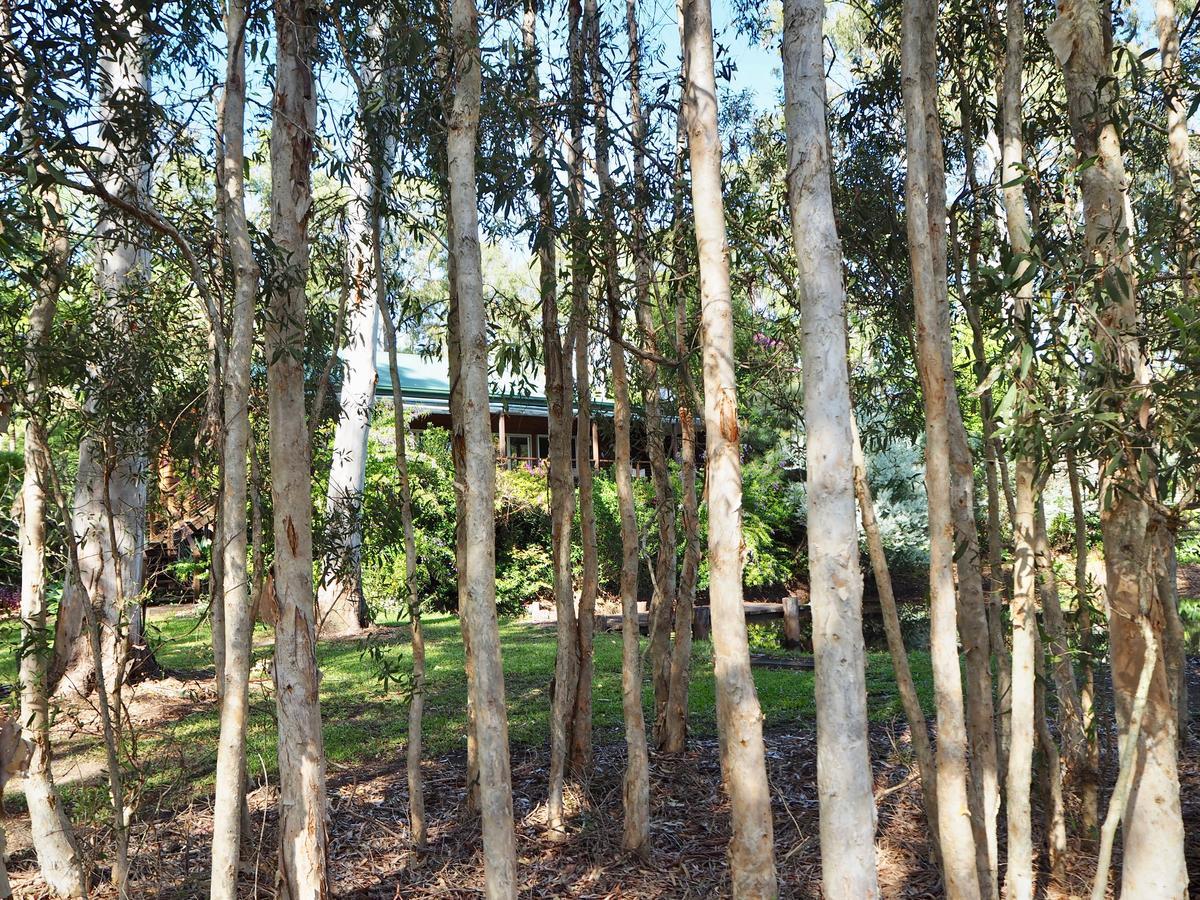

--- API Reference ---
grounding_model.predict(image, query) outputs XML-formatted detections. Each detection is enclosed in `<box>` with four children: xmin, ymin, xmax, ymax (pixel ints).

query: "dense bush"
<box><xmin>0</xmin><ymin>449</ymin><xmax>22</xmax><ymax>587</ymax></box>
<box><xmin>355</xmin><ymin>420</ymin><xmax>945</xmax><ymax>618</ymax></box>
<box><xmin>359</xmin><ymin>425</ymin><xmax>460</xmax><ymax>618</ymax></box>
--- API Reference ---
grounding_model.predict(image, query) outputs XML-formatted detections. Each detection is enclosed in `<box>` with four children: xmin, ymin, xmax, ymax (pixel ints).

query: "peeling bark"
<box><xmin>267</xmin><ymin>0</ymin><xmax>329</xmax><ymax>894</ymax></box>
<box><xmin>683</xmin><ymin>0</ymin><xmax>777</xmax><ymax>892</ymax></box>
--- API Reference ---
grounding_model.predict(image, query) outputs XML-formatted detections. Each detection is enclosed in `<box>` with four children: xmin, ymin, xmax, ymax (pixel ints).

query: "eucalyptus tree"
<box><xmin>682</xmin><ymin>0</ymin><xmax>777</xmax><ymax>892</ymax></box>
<box><xmin>587</xmin><ymin>0</ymin><xmax>650</xmax><ymax>854</ymax></box>
<box><xmin>781</xmin><ymin>0</ymin><xmax>879</xmax><ymax>893</ymax></box>
<box><xmin>53</xmin><ymin>0</ymin><xmax>156</xmax><ymax>705</ymax></box>
<box><xmin>899</xmin><ymin>0</ymin><xmax>980</xmax><ymax>891</ymax></box>
<box><xmin>447</xmin><ymin>0</ymin><xmax>518</xmax><ymax>890</ymax></box>
<box><xmin>267</xmin><ymin>0</ymin><xmax>329</xmax><ymax>892</ymax></box>
<box><xmin>661</xmin><ymin>1</ymin><xmax>701</xmax><ymax>753</ymax></box>
<box><xmin>316</xmin><ymin>19</ymin><xmax>396</xmax><ymax>639</ymax></box>
<box><xmin>566</xmin><ymin>0</ymin><xmax>598</xmax><ymax>778</ymax></box>
<box><xmin>630</xmin><ymin>0</ymin><xmax>679</xmax><ymax>748</ymax></box>
<box><xmin>536</xmin><ymin>0</ymin><xmax>581</xmax><ymax>839</ymax></box>
<box><xmin>1</xmin><ymin>2</ymin><xmax>87</xmax><ymax>891</ymax></box>
<box><xmin>995</xmin><ymin>0</ymin><xmax>1040</xmax><ymax>892</ymax></box>
<box><xmin>1049</xmin><ymin>0</ymin><xmax>1187</xmax><ymax>893</ymax></box>
<box><xmin>209</xmin><ymin>0</ymin><xmax>261</xmax><ymax>888</ymax></box>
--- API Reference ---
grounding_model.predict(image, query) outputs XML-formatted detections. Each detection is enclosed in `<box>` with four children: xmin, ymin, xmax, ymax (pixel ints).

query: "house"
<box><xmin>375</xmin><ymin>352</ymin><xmax>686</xmax><ymax>474</ymax></box>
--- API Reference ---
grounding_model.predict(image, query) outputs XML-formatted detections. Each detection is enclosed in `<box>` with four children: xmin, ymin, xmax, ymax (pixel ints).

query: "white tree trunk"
<box><xmin>682</xmin><ymin>0</ymin><xmax>777</xmax><ymax>893</ymax></box>
<box><xmin>54</xmin><ymin>1</ymin><xmax>153</xmax><ymax>701</ymax></box>
<box><xmin>662</xmin><ymin>13</ymin><xmax>700</xmax><ymax>752</ymax></box>
<box><xmin>1</xmin><ymin>3</ymin><xmax>88</xmax><ymax>886</ymax></box>
<box><xmin>899</xmin><ymin>0</ymin><xmax>980</xmax><ymax>891</ymax></box>
<box><xmin>316</xmin><ymin>137</ymin><xmax>380</xmax><ymax>637</ymax></box>
<box><xmin>1155</xmin><ymin>0</ymin><xmax>1196</xmax><ymax>299</ymax></box>
<box><xmin>851</xmin><ymin>421</ymin><xmax>940</xmax><ymax>857</ymax></box>
<box><xmin>447</xmin><ymin>0</ymin><xmax>518</xmax><ymax>892</ymax></box>
<box><xmin>1154</xmin><ymin>0</ymin><xmax>1193</xmax><ymax>739</ymax></box>
<box><xmin>1004</xmin><ymin>459</ymin><xmax>1038</xmax><ymax>900</ymax></box>
<box><xmin>210</xmin><ymin>0</ymin><xmax>261</xmax><ymax>891</ymax></box>
<box><xmin>1050</xmin><ymin>0</ymin><xmax>1188</xmax><ymax>893</ymax></box>
<box><xmin>12</xmin><ymin>169</ymin><xmax>87</xmax><ymax>900</ymax></box>
<box><xmin>268</xmin><ymin>1</ymin><xmax>329</xmax><ymax>895</ymax></box>
<box><xmin>781</xmin><ymin>1</ymin><xmax>879</xmax><ymax>894</ymax></box>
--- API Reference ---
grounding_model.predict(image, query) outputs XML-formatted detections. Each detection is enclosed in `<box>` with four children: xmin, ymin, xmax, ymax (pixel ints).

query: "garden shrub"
<box><xmin>0</xmin><ymin>449</ymin><xmax>21</xmax><ymax>587</ymax></box>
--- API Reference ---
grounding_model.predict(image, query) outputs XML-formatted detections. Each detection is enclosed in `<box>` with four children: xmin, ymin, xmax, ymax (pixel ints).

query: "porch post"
<box><xmin>498</xmin><ymin>408</ymin><xmax>507</xmax><ymax>464</ymax></box>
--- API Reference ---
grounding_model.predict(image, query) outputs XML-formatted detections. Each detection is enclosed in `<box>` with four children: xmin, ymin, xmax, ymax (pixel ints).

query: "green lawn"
<box><xmin>144</xmin><ymin>612</ymin><xmax>937</xmax><ymax>760</ymax></box>
<box><xmin>2</xmin><ymin>609</ymin><xmax>936</xmax><ymax>819</ymax></box>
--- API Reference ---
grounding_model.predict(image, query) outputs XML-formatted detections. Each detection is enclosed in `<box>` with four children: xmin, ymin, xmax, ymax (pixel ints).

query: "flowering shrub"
<box><xmin>0</xmin><ymin>584</ymin><xmax>18</xmax><ymax>618</ymax></box>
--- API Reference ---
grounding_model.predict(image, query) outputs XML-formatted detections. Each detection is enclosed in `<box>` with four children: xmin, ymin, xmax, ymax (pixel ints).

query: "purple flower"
<box><xmin>0</xmin><ymin>585</ymin><xmax>18</xmax><ymax>617</ymax></box>
<box><xmin>753</xmin><ymin>332</ymin><xmax>780</xmax><ymax>349</ymax></box>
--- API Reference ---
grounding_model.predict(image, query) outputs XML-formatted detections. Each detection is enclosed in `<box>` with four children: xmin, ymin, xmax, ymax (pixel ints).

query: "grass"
<box><xmin>143</xmin><ymin>612</ymin><xmax>937</xmax><ymax>762</ymax></box>
<box><xmin>1</xmin><ymin>607</ymin><xmax>936</xmax><ymax>821</ymax></box>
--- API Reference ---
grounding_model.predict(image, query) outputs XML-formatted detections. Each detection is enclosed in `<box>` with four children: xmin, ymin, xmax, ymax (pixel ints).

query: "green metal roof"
<box><xmin>376</xmin><ymin>352</ymin><xmax>614</xmax><ymax>417</ymax></box>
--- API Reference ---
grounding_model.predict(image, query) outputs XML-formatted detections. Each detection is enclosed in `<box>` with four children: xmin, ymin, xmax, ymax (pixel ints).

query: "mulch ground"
<box><xmin>6</xmin><ymin>663</ymin><xmax>1199</xmax><ymax>898</ymax></box>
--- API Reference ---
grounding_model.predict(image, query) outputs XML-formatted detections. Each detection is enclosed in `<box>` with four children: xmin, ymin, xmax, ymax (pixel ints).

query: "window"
<box><xmin>506</xmin><ymin>434</ymin><xmax>532</xmax><ymax>464</ymax></box>
<box><xmin>536</xmin><ymin>434</ymin><xmax>550</xmax><ymax>460</ymax></box>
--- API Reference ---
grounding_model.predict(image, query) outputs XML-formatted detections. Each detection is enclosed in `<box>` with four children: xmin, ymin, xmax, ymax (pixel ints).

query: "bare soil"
<box><xmin>5</xmin><ymin>658</ymin><xmax>1198</xmax><ymax>898</ymax></box>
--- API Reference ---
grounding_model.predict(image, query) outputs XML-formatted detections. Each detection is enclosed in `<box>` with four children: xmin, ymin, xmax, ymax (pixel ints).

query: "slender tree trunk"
<box><xmin>209</xmin><ymin>0</ymin><xmax>261</xmax><ymax>892</ymax></box>
<box><xmin>53</xmin><ymin>1</ymin><xmax>154</xmax><ymax>701</ymax></box>
<box><xmin>781</xmin><ymin>2</ymin><xmax>878</xmax><ymax>893</ymax></box>
<box><xmin>8</xmin><ymin>46</ymin><xmax>87</xmax><ymax>883</ymax></box>
<box><xmin>1090</xmin><ymin>617</ymin><xmax>1159</xmax><ymax>900</ymax></box>
<box><xmin>962</xmin><ymin>300</ymin><xmax>1011</xmax><ymax>782</ymax></box>
<box><xmin>957</xmin><ymin>46</ymin><xmax>1011</xmax><ymax>795</ymax></box>
<box><xmin>662</xmin><ymin>386</ymin><xmax>700</xmax><ymax>753</ymax></box>
<box><xmin>1065</xmin><ymin>447</ymin><xmax>1100</xmax><ymax>833</ymax></box>
<box><xmin>587</xmin><ymin>0</ymin><xmax>650</xmax><ymax>853</ymax></box>
<box><xmin>267</xmin><ymin>2</ymin><xmax>329</xmax><ymax>894</ymax></box>
<box><xmin>41</xmin><ymin>443</ymin><xmax>129</xmax><ymax>897</ymax></box>
<box><xmin>900</xmin><ymin>0</ymin><xmax>981</xmax><ymax>891</ymax></box>
<box><xmin>851</xmin><ymin>421</ymin><xmax>940</xmax><ymax>859</ymax></box>
<box><xmin>683</xmin><ymin>0</ymin><xmax>777</xmax><ymax>893</ymax></box>
<box><xmin>1155</xmin><ymin>0</ymin><xmax>1196</xmax><ymax>299</ymax></box>
<box><xmin>1156</xmin><ymin>524</ymin><xmax>1188</xmax><ymax>744</ymax></box>
<box><xmin>316</xmin><ymin>151</ymin><xmax>379</xmax><ymax>635</ymax></box>
<box><xmin>627</xmin><ymin>0</ymin><xmax>678</xmax><ymax>735</ymax></box>
<box><xmin>566</xmin><ymin>0</ymin><xmax>597</xmax><ymax>776</ymax></box>
<box><xmin>1032</xmin><ymin>626</ymin><xmax>1067</xmax><ymax>883</ymax></box>
<box><xmin>998</xmin><ymin>6</ymin><xmax>1060</xmax><ymax>891</ymax></box>
<box><xmin>1050</xmin><ymin>1</ymin><xmax>1187</xmax><ymax>892</ymax></box>
<box><xmin>443</xmin><ymin>199</ymin><xmax>480</xmax><ymax>813</ymax></box>
<box><xmin>569</xmin><ymin>300</ymin><xmax>597</xmax><ymax>775</ymax></box>
<box><xmin>447</xmin><ymin>0</ymin><xmax>519</xmax><ymax>891</ymax></box>
<box><xmin>968</xmin><ymin>302</ymin><xmax>1011</xmax><ymax>778</ymax></box>
<box><xmin>1034</xmin><ymin>504</ymin><xmax>1086</xmax><ymax>764</ymax></box>
<box><xmin>211</xmin><ymin>465</ymin><xmax>226</xmax><ymax>700</ymax></box>
<box><xmin>662</xmin><ymin>23</ymin><xmax>700</xmax><ymax>752</ymax></box>
<box><xmin>526</xmin><ymin>0</ymin><xmax>580</xmax><ymax>840</ymax></box>
<box><xmin>941</xmin><ymin>53</ymin><xmax>998</xmax><ymax>899</ymax></box>
<box><xmin>379</xmin><ymin>293</ymin><xmax>427</xmax><ymax>848</ymax></box>
<box><xmin>1005</xmin><ymin>459</ymin><xmax>1038</xmax><ymax>900</ymax></box>
<box><xmin>946</xmin><ymin>317</ymin><xmax>998</xmax><ymax>899</ymax></box>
